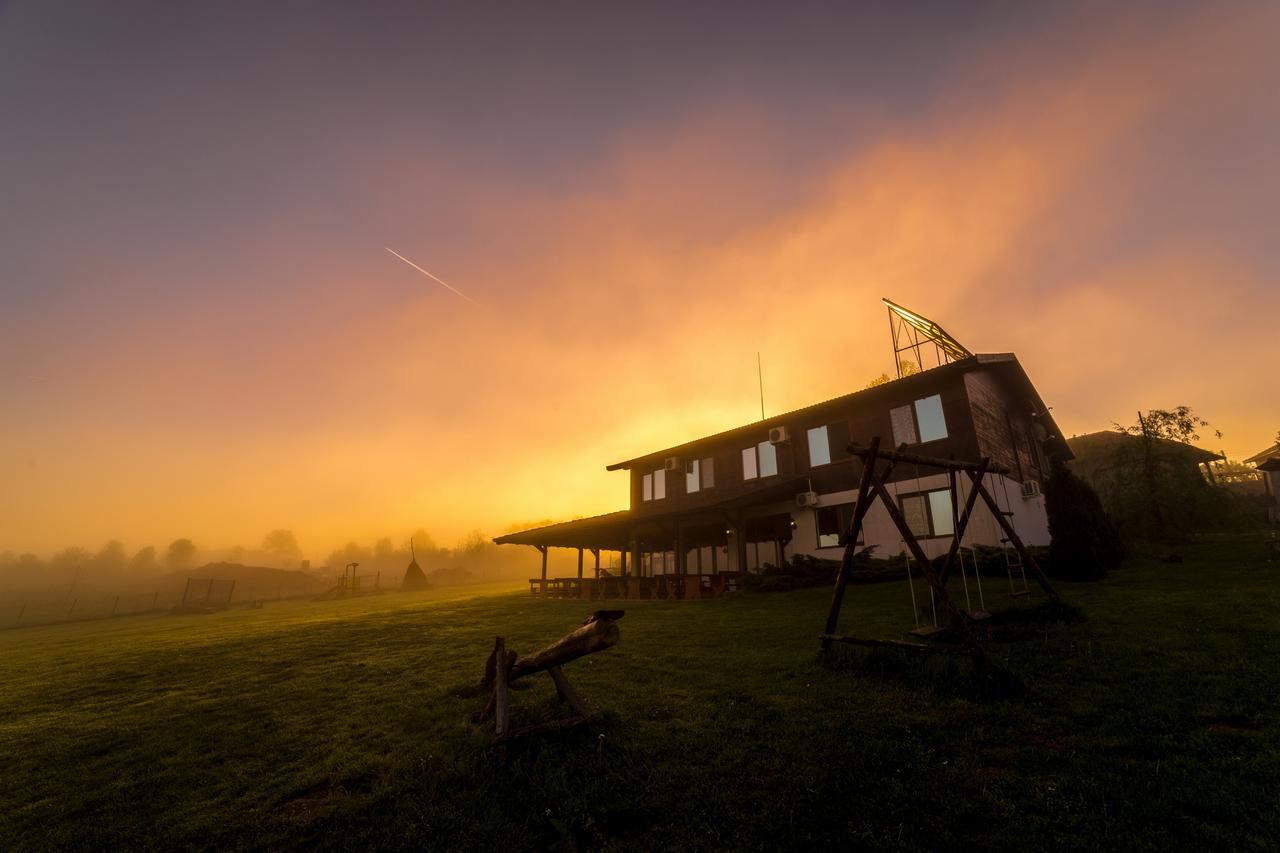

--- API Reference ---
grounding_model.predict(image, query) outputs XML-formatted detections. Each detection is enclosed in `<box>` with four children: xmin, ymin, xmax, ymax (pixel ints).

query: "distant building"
<box><xmin>1066</xmin><ymin>430</ymin><xmax>1222</xmax><ymax>486</ymax></box>
<box><xmin>1244</xmin><ymin>443</ymin><xmax>1280</xmax><ymax>522</ymax></box>
<box><xmin>498</xmin><ymin>351</ymin><xmax>1070</xmax><ymax>586</ymax></box>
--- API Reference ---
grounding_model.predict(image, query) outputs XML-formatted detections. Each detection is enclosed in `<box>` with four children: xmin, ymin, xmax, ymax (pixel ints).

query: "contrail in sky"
<box><xmin>385</xmin><ymin>247</ymin><xmax>479</xmax><ymax>306</ymax></box>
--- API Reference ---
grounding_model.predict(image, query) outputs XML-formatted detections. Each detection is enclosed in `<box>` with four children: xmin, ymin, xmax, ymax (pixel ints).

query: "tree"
<box><xmin>261</xmin><ymin>529</ymin><xmax>301</xmax><ymax>563</ymax></box>
<box><xmin>459</xmin><ymin>530</ymin><xmax>490</xmax><ymax>556</ymax></box>
<box><xmin>1116</xmin><ymin>406</ymin><xmax>1221</xmax><ymax>444</ymax></box>
<box><xmin>130</xmin><ymin>546</ymin><xmax>158</xmax><ymax>573</ymax></box>
<box><xmin>1044</xmin><ymin>457</ymin><xmax>1124</xmax><ymax>580</ymax></box>
<box><xmin>374</xmin><ymin>537</ymin><xmax>396</xmax><ymax>560</ymax></box>
<box><xmin>93</xmin><ymin>540</ymin><xmax>128</xmax><ymax>574</ymax></box>
<box><xmin>166</xmin><ymin>538</ymin><xmax>197</xmax><ymax>570</ymax></box>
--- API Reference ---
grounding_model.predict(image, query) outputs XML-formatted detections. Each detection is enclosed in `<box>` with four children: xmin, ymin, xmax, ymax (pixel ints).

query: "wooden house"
<box><xmin>496</xmin><ymin>351</ymin><xmax>1071</xmax><ymax>597</ymax></box>
<box><xmin>1244</xmin><ymin>443</ymin><xmax>1280</xmax><ymax>522</ymax></box>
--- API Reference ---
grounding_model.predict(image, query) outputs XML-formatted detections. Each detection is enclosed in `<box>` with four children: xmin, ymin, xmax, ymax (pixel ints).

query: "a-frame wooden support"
<box><xmin>820</xmin><ymin>438</ymin><xmax>1064</xmax><ymax>668</ymax></box>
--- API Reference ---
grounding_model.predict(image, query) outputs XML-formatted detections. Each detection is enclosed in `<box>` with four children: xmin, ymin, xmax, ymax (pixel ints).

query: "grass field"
<box><xmin>3</xmin><ymin>539</ymin><xmax>1279</xmax><ymax>851</ymax></box>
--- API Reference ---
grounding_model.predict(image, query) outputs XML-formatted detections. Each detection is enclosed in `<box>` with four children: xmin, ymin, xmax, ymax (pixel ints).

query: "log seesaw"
<box><xmin>473</xmin><ymin>610</ymin><xmax>624</xmax><ymax>742</ymax></box>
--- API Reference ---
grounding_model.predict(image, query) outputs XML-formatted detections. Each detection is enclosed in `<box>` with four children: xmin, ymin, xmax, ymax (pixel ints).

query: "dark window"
<box><xmin>816</xmin><ymin>502</ymin><xmax>858</xmax><ymax>548</ymax></box>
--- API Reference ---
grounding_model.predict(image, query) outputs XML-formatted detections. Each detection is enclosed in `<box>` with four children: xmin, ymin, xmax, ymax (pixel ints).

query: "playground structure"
<box><xmin>474</xmin><ymin>610</ymin><xmax>624</xmax><ymax>741</ymax></box>
<box><xmin>820</xmin><ymin>437</ymin><xmax>1061</xmax><ymax>668</ymax></box>
<box><xmin>315</xmin><ymin>562</ymin><xmax>384</xmax><ymax>600</ymax></box>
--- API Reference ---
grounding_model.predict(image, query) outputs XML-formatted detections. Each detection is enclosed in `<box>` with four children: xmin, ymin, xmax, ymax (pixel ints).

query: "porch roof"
<box><xmin>493</xmin><ymin>477</ymin><xmax>811</xmax><ymax>549</ymax></box>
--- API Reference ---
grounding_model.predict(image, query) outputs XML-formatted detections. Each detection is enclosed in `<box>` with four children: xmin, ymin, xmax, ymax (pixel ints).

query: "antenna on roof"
<box><xmin>883</xmin><ymin>297</ymin><xmax>973</xmax><ymax>379</ymax></box>
<box><xmin>757</xmin><ymin>351</ymin><xmax>766</xmax><ymax>420</ymax></box>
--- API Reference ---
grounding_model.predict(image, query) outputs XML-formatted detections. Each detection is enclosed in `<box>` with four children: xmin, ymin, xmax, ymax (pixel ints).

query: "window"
<box><xmin>890</xmin><ymin>394</ymin><xmax>948</xmax><ymax>446</ymax></box>
<box><xmin>741</xmin><ymin>442</ymin><xmax>778</xmax><ymax>481</ymax></box>
<box><xmin>807</xmin><ymin>426</ymin><xmax>831</xmax><ymax>467</ymax></box>
<box><xmin>815</xmin><ymin>502</ymin><xmax>858</xmax><ymax>548</ymax></box>
<box><xmin>643</xmin><ymin>469</ymin><xmax>665</xmax><ymax>501</ymax></box>
<box><xmin>758</xmin><ymin>441</ymin><xmax>777</xmax><ymax>477</ymax></box>
<box><xmin>687</xmin><ymin>457</ymin><xmax>714</xmax><ymax>493</ymax></box>
<box><xmin>899</xmin><ymin>488</ymin><xmax>955</xmax><ymax>537</ymax></box>
<box><xmin>806</xmin><ymin>422</ymin><xmax>850</xmax><ymax>468</ymax></box>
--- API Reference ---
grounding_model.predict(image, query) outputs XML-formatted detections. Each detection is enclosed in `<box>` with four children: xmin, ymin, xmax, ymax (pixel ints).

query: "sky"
<box><xmin>1</xmin><ymin>1</ymin><xmax>1277</xmax><ymax>558</ymax></box>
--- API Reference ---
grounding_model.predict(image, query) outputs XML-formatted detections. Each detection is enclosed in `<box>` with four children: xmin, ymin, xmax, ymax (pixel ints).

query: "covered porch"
<box><xmin>493</xmin><ymin>481</ymin><xmax>805</xmax><ymax>600</ymax></box>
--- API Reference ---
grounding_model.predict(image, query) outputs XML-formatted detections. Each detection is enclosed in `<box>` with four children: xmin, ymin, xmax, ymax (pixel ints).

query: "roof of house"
<box><xmin>1066</xmin><ymin>430</ymin><xmax>1222</xmax><ymax>486</ymax></box>
<box><xmin>494</xmin><ymin>476</ymin><xmax>812</xmax><ymax>548</ymax></box>
<box><xmin>1244</xmin><ymin>443</ymin><xmax>1280</xmax><ymax>466</ymax></box>
<box><xmin>605</xmin><ymin>353</ymin><xmax>1069</xmax><ymax>471</ymax></box>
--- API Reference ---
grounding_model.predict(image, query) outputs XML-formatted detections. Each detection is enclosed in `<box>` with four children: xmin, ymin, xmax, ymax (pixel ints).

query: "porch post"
<box><xmin>577</xmin><ymin>547</ymin><xmax>584</xmax><ymax>579</ymax></box>
<box><xmin>538</xmin><ymin>545</ymin><xmax>548</xmax><ymax>598</ymax></box>
<box><xmin>675</xmin><ymin>522</ymin><xmax>685</xmax><ymax>577</ymax></box>
<box><xmin>592</xmin><ymin>548</ymin><xmax>600</xmax><ymax>578</ymax></box>
<box><xmin>735</xmin><ymin>513</ymin><xmax>749</xmax><ymax>574</ymax></box>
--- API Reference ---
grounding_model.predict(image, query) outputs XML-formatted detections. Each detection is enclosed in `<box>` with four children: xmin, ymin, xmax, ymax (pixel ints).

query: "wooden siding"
<box><xmin>963</xmin><ymin>369</ymin><xmax>1048</xmax><ymax>485</ymax></box>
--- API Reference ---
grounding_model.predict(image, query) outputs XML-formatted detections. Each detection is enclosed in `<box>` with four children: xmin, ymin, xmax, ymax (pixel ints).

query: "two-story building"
<box><xmin>496</xmin><ymin>352</ymin><xmax>1070</xmax><ymax>592</ymax></box>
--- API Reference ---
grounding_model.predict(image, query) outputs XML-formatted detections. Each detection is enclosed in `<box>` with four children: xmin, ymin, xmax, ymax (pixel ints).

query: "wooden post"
<box><xmin>548</xmin><ymin>666</ymin><xmax>588</xmax><ymax>716</ymax></box>
<box><xmin>493</xmin><ymin>637</ymin><xmax>509</xmax><ymax>738</ymax></box>
<box><xmin>936</xmin><ymin>459</ymin><xmax>990</xmax><ymax>587</ymax></box>
<box><xmin>592</xmin><ymin>548</ymin><xmax>600</xmax><ymax>578</ymax></box>
<box><xmin>675</xmin><ymin>523</ymin><xmax>685</xmax><ymax>577</ymax></box>
<box><xmin>577</xmin><ymin>547</ymin><xmax>584</xmax><ymax>580</ymax></box>
<box><xmin>538</xmin><ymin>545</ymin><xmax>548</xmax><ymax>598</ymax></box>
<box><xmin>967</xmin><ymin>473</ymin><xmax>1061</xmax><ymax>601</ymax></box>
<box><xmin>823</xmin><ymin>437</ymin><xmax>887</xmax><ymax>651</ymax></box>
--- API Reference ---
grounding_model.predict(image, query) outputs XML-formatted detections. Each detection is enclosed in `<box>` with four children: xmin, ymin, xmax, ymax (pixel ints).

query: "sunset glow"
<box><xmin>1</xmin><ymin>2</ymin><xmax>1277</xmax><ymax>558</ymax></box>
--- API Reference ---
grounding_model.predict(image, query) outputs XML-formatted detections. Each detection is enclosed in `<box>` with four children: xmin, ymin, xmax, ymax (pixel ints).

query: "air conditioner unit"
<box><xmin>1020</xmin><ymin>480</ymin><xmax>1042</xmax><ymax>499</ymax></box>
<box><xmin>663</xmin><ymin>456</ymin><xmax>681</xmax><ymax>472</ymax></box>
<box><xmin>796</xmin><ymin>491</ymin><xmax>820</xmax><ymax>508</ymax></box>
<box><xmin>768</xmin><ymin>426</ymin><xmax>790</xmax><ymax>445</ymax></box>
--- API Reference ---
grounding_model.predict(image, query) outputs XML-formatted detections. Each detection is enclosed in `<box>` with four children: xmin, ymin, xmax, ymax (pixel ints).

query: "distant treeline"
<box><xmin>0</xmin><ymin>527</ymin><xmax>541</xmax><ymax>597</ymax></box>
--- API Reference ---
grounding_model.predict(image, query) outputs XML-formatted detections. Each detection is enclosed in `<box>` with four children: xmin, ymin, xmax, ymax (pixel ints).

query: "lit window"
<box><xmin>807</xmin><ymin>426</ymin><xmax>831</xmax><ymax>467</ymax></box>
<box><xmin>900</xmin><ymin>488</ymin><xmax>954</xmax><ymax>537</ymax></box>
<box><xmin>652</xmin><ymin>468</ymin><xmax>666</xmax><ymax>500</ymax></box>
<box><xmin>743</xmin><ymin>442</ymin><xmax>778</xmax><ymax>480</ymax></box>
<box><xmin>758</xmin><ymin>441</ymin><xmax>777</xmax><ymax>477</ymax></box>
<box><xmin>890</xmin><ymin>395</ymin><xmax>947</xmax><ymax>446</ymax></box>
<box><xmin>815</xmin><ymin>502</ymin><xmax>856</xmax><ymax>548</ymax></box>
<box><xmin>687</xmin><ymin>457</ymin><xmax>714</xmax><ymax>492</ymax></box>
<box><xmin>927</xmin><ymin>489</ymin><xmax>954</xmax><ymax>536</ymax></box>
<box><xmin>915</xmin><ymin>395</ymin><xmax>947</xmax><ymax>443</ymax></box>
<box><xmin>642</xmin><ymin>473</ymin><xmax>653</xmax><ymax>502</ymax></box>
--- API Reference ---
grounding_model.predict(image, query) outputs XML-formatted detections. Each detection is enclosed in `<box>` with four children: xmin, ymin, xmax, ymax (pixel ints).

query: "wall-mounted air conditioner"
<box><xmin>768</xmin><ymin>426</ymin><xmax>790</xmax><ymax>445</ymax></box>
<box><xmin>1020</xmin><ymin>480</ymin><xmax>1042</xmax><ymax>499</ymax></box>
<box><xmin>796</xmin><ymin>491</ymin><xmax>820</xmax><ymax>508</ymax></box>
<box><xmin>663</xmin><ymin>456</ymin><xmax>681</xmax><ymax>472</ymax></box>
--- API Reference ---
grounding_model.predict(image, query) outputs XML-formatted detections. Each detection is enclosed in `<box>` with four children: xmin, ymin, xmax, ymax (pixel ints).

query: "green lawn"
<box><xmin>3</xmin><ymin>540</ymin><xmax>1279</xmax><ymax>851</ymax></box>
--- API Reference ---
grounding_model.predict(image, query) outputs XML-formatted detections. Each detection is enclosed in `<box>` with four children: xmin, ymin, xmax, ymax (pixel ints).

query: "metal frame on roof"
<box><xmin>884</xmin><ymin>297</ymin><xmax>973</xmax><ymax>378</ymax></box>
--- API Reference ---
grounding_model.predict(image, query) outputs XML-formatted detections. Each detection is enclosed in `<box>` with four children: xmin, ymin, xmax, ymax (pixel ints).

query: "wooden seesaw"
<box><xmin>473</xmin><ymin>610</ymin><xmax>624</xmax><ymax>741</ymax></box>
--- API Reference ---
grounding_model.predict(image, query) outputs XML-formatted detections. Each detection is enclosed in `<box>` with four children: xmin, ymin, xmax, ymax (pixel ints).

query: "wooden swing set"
<box><xmin>820</xmin><ymin>437</ymin><xmax>1061</xmax><ymax>666</ymax></box>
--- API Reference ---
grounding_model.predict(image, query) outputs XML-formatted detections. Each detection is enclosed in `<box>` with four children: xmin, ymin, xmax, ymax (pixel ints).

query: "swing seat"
<box><xmin>1009</xmin><ymin>590</ymin><xmax>1030</xmax><ymax>598</ymax></box>
<box><xmin>907</xmin><ymin>624</ymin><xmax>951</xmax><ymax>639</ymax></box>
<box><xmin>964</xmin><ymin>609</ymin><xmax>992</xmax><ymax>622</ymax></box>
